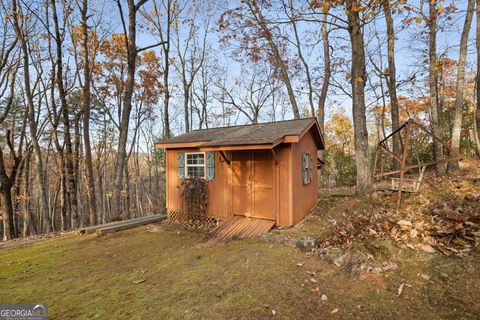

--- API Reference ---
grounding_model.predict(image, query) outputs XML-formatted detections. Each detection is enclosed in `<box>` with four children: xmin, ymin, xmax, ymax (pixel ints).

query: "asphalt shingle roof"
<box><xmin>158</xmin><ymin>117</ymin><xmax>318</xmax><ymax>147</ymax></box>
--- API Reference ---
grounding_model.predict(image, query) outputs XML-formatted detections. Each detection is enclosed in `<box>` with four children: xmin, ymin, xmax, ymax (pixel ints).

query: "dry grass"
<box><xmin>0</xmin><ymin>221</ymin><xmax>479</xmax><ymax>319</ymax></box>
<box><xmin>2</xmin><ymin>159</ymin><xmax>480</xmax><ymax>319</ymax></box>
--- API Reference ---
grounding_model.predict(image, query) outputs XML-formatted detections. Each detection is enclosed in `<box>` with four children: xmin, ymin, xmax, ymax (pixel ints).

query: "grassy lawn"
<box><xmin>1</xmin><ymin>222</ymin><xmax>480</xmax><ymax>320</ymax></box>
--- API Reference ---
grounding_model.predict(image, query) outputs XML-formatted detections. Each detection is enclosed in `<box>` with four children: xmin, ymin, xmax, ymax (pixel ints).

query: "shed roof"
<box><xmin>155</xmin><ymin>117</ymin><xmax>324</xmax><ymax>150</ymax></box>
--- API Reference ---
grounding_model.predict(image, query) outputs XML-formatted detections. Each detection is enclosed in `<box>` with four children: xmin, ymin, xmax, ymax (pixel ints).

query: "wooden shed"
<box><xmin>155</xmin><ymin>117</ymin><xmax>325</xmax><ymax>228</ymax></box>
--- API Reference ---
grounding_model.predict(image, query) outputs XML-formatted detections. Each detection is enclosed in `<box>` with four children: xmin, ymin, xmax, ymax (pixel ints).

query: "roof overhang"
<box><xmin>155</xmin><ymin>136</ymin><xmax>285</xmax><ymax>151</ymax></box>
<box><xmin>154</xmin><ymin>141</ymin><xmax>207</xmax><ymax>149</ymax></box>
<box><xmin>154</xmin><ymin>118</ymin><xmax>325</xmax><ymax>150</ymax></box>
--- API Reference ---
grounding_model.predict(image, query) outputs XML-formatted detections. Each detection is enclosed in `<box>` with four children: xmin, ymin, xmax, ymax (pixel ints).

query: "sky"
<box><xmin>106</xmin><ymin>0</ymin><xmax>475</xmax><ymax>140</ymax></box>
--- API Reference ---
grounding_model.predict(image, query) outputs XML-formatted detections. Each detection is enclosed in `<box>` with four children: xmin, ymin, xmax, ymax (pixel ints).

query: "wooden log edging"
<box><xmin>76</xmin><ymin>215</ymin><xmax>166</xmax><ymax>235</ymax></box>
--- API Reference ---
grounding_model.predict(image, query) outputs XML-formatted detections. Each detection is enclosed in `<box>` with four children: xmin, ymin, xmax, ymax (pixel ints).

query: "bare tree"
<box><xmin>428</xmin><ymin>0</ymin><xmax>446</xmax><ymax>176</ymax></box>
<box><xmin>172</xmin><ymin>1</ymin><xmax>209</xmax><ymax>133</ymax></box>
<box><xmin>142</xmin><ymin>0</ymin><xmax>178</xmax><ymax>139</ymax></box>
<box><xmin>75</xmin><ymin>0</ymin><xmax>99</xmax><ymax>225</ymax></box>
<box><xmin>476</xmin><ymin>0</ymin><xmax>480</xmax><ymax>151</ymax></box>
<box><xmin>217</xmin><ymin>64</ymin><xmax>280</xmax><ymax>124</ymax></box>
<box><xmin>50</xmin><ymin>0</ymin><xmax>80</xmax><ymax>227</ymax></box>
<box><xmin>383</xmin><ymin>0</ymin><xmax>401</xmax><ymax>171</ymax></box>
<box><xmin>346</xmin><ymin>0</ymin><xmax>371</xmax><ymax>194</ymax></box>
<box><xmin>242</xmin><ymin>0</ymin><xmax>300</xmax><ymax>119</ymax></box>
<box><xmin>11</xmin><ymin>0</ymin><xmax>53</xmax><ymax>232</ymax></box>
<box><xmin>317</xmin><ymin>13</ymin><xmax>330</xmax><ymax>133</ymax></box>
<box><xmin>449</xmin><ymin>0</ymin><xmax>474</xmax><ymax>170</ymax></box>
<box><xmin>111</xmin><ymin>0</ymin><xmax>164</xmax><ymax>220</ymax></box>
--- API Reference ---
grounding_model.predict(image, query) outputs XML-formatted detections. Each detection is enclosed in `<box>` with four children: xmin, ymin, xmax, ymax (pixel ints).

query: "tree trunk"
<box><xmin>11</xmin><ymin>0</ymin><xmax>52</xmax><ymax>233</ymax></box>
<box><xmin>449</xmin><ymin>0</ymin><xmax>474</xmax><ymax>170</ymax></box>
<box><xmin>472</xmin><ymin>121</ymin><xmax>480</xmax><ymax>155</ymax></box>
<box><xmin>51</xmin><ymin>0</ymin><xmax>79</xmax><ymax>228</ymax></box>
<box><xmin>383</xmin><ymin>0</ymin><xmax>401</xmax><ymax>171</ymax></box>
<box><xmin>476</xmin><ymin>0</ymin><xmax>480</xmax><ymax>156</ymax></box>
<box><xmin>346</xmin><ymin>0</ymin><xmax>371</xmax><ymax>194</ymax></box>
<box><xmin>80</xmin><ymin>0</ymin><xmax>98</xmax><ymax>226</ymax></box>
<box><xmin>0</xmin><ymin>141</ymin><xmax>20</xmax><ymax>241</ymax></box>
<box><xmin>123</xmin><ymin>162</ymin><xmax>131</xmax><ymax>220</ymax></box>
<box><xmin>1</xmin><ymin>183</ymin><xmax>15</xmax><ymax>241</ymax></box>
<box><xmin>183</xmin><ymin>82</ymin><xmax>190</xmax><ymax>133</ymax></box>
<box><xmin>162</xmin><ymin>0</ymin><xmax>172</xmax><ymax>139</ymax></box>
<box><xmin>317</xmin><ymin>13</ymin><xmax>330</xmax><ymax>133</ymax></box>
<box><xmin>22</xmin><ymin>154</ymin><xmax>32</xmax><ymax>237</ymax></box>
<box><xmin>111</xmin><ymin>0</ymin><xmax>140</xmax><ymax>221</ymax></box>
<box><xmin>429</xmin><ymin>1</ymin><xmax>446</xmax><ymax>176</ymax></box>
<box><xmin>0</xmin><ymin>150</ymin><xmax>15</xmax><ymax>241</ymax></box>
<box><xmin>317</xmin><ymin>13</ymin><xmax>330</xmax><ymax>167</ymax></box>
<box><xmin>347</xmin><ymin>0</ymin><xmax>371</xmax><ymax>194</ymax></box>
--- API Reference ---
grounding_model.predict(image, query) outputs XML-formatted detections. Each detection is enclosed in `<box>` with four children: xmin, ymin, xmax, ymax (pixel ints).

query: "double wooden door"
<box><xmin>231</xmin><ymin>151</ymin><xmax>275</xmax><ymax>220</ymax></box>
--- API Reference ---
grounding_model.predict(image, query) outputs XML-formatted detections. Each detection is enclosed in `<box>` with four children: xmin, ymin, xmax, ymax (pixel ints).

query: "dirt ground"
<box><xmin>1</xmin><ymin>160</ymin><xmax>480</xmax><ymax>319</ymax></box>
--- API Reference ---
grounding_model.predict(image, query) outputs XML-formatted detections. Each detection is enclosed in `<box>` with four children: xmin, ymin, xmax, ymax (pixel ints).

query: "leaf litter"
<box><xmin>331</xmin><ymin>160</ymin><xmax>480</xmax><ymax>258</ymax></box>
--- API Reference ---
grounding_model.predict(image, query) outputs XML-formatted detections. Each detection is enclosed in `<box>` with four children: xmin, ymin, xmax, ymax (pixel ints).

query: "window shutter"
<box><xmin>206</xmin><ymin>151</ymin><xmax>215</xmax><ymax>181</ymax></box>
<box><xmin>309</xmin><ymin>155</ymin><xmax>313</xmax><ymax>183</ymax></box>
<box><xmin>177</xmin><ymin>153</ymin><xmax>185</xmax><ymax>179</ymax></box>
<box><xmin>302</xmin><ymin>154</ymin><xmax>307</xmax><ymax>185</ymax></box>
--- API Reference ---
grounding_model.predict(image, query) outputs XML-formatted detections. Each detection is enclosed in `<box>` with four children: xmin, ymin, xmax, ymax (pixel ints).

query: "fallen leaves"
<box><xmin>331</xmin><ymin>184</ymin><xmax>480</xmax><ymax>257</ymax></box>
<box><xmin>397</xmin><ymin>220</ymin><xmax>412</xmax><ymax>230</ymax></box>
<box><xmin>419</xmin><ymin>244</ymin><xmax>436</xmax><ymax>253</ymax></box>
<box><xmin>316</xmin><ymin>163</ymin><xmax>480</xmax><ymax>270</ymax></box>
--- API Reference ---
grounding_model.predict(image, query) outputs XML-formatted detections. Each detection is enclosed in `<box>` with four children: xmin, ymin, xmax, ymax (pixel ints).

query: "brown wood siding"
<box><xmin>164</xmin><ymin>130</ymin><xmax>317</xmax><ymax>227</ymax></box>
<box><xmin>166</xmin><ymin>149</ymin><xmax>231</xmax><ymax>218</ymax></box>
<box><xmin>290</xmin><ymin>130</ymin><xmax>318</xmax><ymax>225</ymax></box>
<box><xmin>275</xmin><ymin>144</ymin><xmax>291</xmax><ymax>227</ymax></box>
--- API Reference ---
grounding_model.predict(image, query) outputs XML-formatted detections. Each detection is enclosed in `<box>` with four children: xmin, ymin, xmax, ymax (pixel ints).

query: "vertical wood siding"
<box><xmin>290</xmin><ymin>130</ymin><xmax>319</xmax><ymax>225</ymax></box>
<box><xmin>164</xmin><ymin>129</ymin><xmax>318</xmax><ymax>226</ymax></box>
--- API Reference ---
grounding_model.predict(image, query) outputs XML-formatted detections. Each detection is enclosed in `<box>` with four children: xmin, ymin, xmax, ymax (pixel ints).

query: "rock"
<box><xmin>333</xmin><ymin>252</ymin><xmax>349</xmax><ymax>267</ymax></box>
<box><xmin>295</xmin><ymin>236</ymin><xmax>319</xmax><ymax>252</ymax></box>
<box><xmin>333</xmin><ymin>252</ymin><xmax>369</xmax><ymax>276</ymax></box>
<box><xmin>262</xmin><ymin>234</ymin><xmax>298</xmax><ymax>247</ymax></box>
<box><xmin>381</xmin><ymin>261</ymin><xmax>398</xmax><ymax>271</ymax></box>
<box><xmin>367</xmin><ymin>266</ymin><xmax>383</xmax><ymax>273</ymax></box>
<box><xmin>314</xmin><ymin>247</ymin><xmax>334</xmax><ymax>262</ymax></box>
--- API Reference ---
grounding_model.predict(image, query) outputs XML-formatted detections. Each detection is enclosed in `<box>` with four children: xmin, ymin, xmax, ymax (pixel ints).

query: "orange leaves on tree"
<box><xmin>95</xmin><ymin>34</ymin><xmax>162</xmax><ymax>108</ymax></box>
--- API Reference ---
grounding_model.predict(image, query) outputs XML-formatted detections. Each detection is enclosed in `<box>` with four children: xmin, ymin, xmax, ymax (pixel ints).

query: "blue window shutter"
<box><xmin>177</xmin><ymin>153</ymin><xmax>185</xmax><ymax>179</ymax></box>
<box><xmin>207</xmin><ymin>151</ymin><xmax>215</xmax><ymax>181</ymax></box>
<box><xmin>309</xmin><ymin>155</ymin><xmax>313</xmax><ymax>183</ymax></box>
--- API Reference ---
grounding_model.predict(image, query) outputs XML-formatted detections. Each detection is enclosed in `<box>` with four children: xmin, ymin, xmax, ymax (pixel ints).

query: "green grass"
<box><xmin>1</xmin><ymin>224</ymin><xmax>480</xmax><ymax>319</ymax></box>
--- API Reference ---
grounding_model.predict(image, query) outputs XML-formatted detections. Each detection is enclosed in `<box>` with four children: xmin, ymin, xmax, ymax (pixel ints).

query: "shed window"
<box><xmin>185</xmin><ymin>152</ymin><xmax>205</xmax><ymax>178</ymax></box>
<box><xmin>302</xmin><ymin>153</ymin><xmax>313</xmax><ymax>185</ymax></box>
